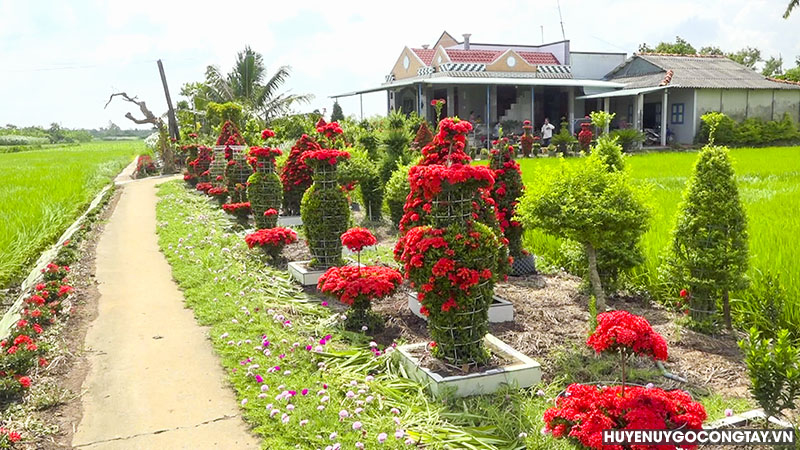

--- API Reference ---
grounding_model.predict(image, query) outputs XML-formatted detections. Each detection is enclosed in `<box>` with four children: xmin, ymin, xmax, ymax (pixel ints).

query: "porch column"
<box><xmin>660</xmin><ymin>89</ymin><xmax>668</xmax><ymax>146</ymax></box>
<box><xmin>416</xmin><ymin>84</ymin><xmax>421</xmax><ymax>115</ymax></box>
<box><xmin>568</xmin><ymin>87</ymin><xmax>575</xmax><ymax>134</ymax></box>
<box><xmin>447</xmin><ymin>87</ymin><xmax>455</xmax><ymax>117</ymax></box>
<box><xmin>486</xmin><ymin>84</ymin><xmax>491</xmax><ymax>150</ymax></box>
<box><xmin>635</xmin><ymin>93</ymin><xmax>644</xmax><ymax>133</ymax></box>
<box><xmin>530</xmin><ymin>86</ymin><xmax>535</xmax><ymax>125</ymax></box>
<box><xmin>603</xmin><ymin>97</ymin><xmax>610</xmax><ymax>134</ymax></box>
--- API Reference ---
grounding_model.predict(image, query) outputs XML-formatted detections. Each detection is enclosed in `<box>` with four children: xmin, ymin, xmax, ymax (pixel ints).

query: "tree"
<box><xmin>762</xmin><ymin>56</ymin><xmax>784</xmax><ymax>77</ymax></box>
<box><xmin>727</xmin><ymin>47</ymin><xmax>762</xmax><ymax>69</ymax></box>
<box><xmin>785</xmin><ymin>0</ymin><xmax>798</xmax><ymax>18</ymax></box>
<box><xmin>516</xmin><ymin>150</ymin><xmax>650</xmax><ymax>311</ymax></box>
<box><xmin>331</xmin><ymin>101</ymin><xmax>344</xmax><ymax>122</ymax></box>
<box><xmin>105</xmin><ymin>92</ymin><xmax>176</xmax><ymax>174</ymax></box>
<box><xmin>699</xmin><ymin>46</ymin><xmax>724</xmax><ymax>56</ymax></box>
<box><xmin>202</xmin><ymin>46</ymin><xmax>312</xmax><ymax>123</ymax></box>
<box><xmin>663</xmin><ymin>145</ymin><xmax>748</xmax><ymax>330</ymax></box>
<box><xmin>638</xmin><ymin>36</ymin><xmax>696</xmax><ymax>55</ymax></box>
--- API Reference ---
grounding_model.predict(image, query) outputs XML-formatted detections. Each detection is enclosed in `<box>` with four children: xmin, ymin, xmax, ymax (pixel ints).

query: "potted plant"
<box><xmin>578</xmin><ymin>122</ymin><xmax>593</xmax><ymax>152</ymax></box>
<box><xmin>550</xmin><ymin>119</ymin><xmax>577</xmax><ymax>155</ymax></box>
<box><xmin>244</xmin><ymin>226</ymin><xmax>297</xmax><ymax>262</ymax></box>
<box><xmin>519</xmin><ymin>120</ymin><xmax>534</xmax><ymax>157</ymax></box>
<box><xmin>247</xmin><ymin>129</ymin><xmax>283</xmax><ymax>229</ymax></box>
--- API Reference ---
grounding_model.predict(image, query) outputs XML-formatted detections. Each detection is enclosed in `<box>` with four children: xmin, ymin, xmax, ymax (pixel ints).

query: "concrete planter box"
<box><xmin>396</xmin><ymin>334</ymin><xmax>541</xmax><ymax>397</ymax></box>
<box><xmin>705</xmin><ymin>409</ymin><xmax>794</xmax><ymax>430</ymax></box>
<box><xmin>278</xmin><ymin>215</ymin><xmax>302</xmax><ymax>226</ymax></box>
<box><xmin>408</xmin><ymin>292</ymin><xmax>514</xmax><ymax>323</ymax></box>
<box><xmin>288</xmin><ymin>261</ymin><xmax>327</xmax><ymax>286</ymax></box>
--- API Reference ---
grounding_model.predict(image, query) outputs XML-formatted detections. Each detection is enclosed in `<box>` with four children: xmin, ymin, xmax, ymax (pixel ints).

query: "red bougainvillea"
<box><xmin>578</xmin><ymin>122</ymin><xmax>593</xmax><ymax>151</ymax></box>
<box><xmin>543</xmin><ymin>383</ymin><xmax>706</xmax><ymax>450</ymax></box>
<box><xmin>316</xmin><ymin>121</ymin><xmax>344</xmax><ymax>139</ymax></box>
<box><xmin>244</xmin><ymin>227</ymin><xmax>297</xmax><ymax>259</ymax></box>
<box><xmin>317</xmin><ymin>265</ymin><xmax>402</xmax><ymax>306</ymax></box>
<box><xmin>196</xmin><ymin>182</ymin><xmax>213</xmax><ymax>193</ymax></box>
<box><xmin>280</xmin><ymin>134</ymin><xmax>321</xmax><ymax>215</ymax></box>
<box><xmin>341</xmin><ymin>227</ymin><xmax>377</xmax><ymax>253</ymax></box>
<box><xmin>587</xmin><ymin>310</ymin><xmax>668</xmax><ymax>361</ymax></box>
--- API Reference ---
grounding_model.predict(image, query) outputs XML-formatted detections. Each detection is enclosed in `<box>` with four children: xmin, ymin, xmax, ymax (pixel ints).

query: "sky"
<box><xmin>1</xmin><ymin>0</ymin><xmax>798</xmax><ymax>130</ymax></box>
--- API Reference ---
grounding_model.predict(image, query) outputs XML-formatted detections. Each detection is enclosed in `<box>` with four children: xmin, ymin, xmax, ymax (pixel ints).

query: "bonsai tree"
<box><xmin>300</xmin><ymin>149</ymin><xmax>351</xmax><ymax>269</ymax></box>
<box><xmin>280</xmin><ymin>134</ymin><xmax>320</xmax><ymax>215</ymax></box>
<box><xmin>244</xmin><ymin>226</ymin><xmax>297</xmax><ymax>262</ymax></box>
<box><xmin>489</xmin><ymin>137</ymin><xmax>534</xmax><ymax>275</ymax></box>
<box><xmin>590</xmin><ymin>110</ymin><xmax>615</xmax><ymax>135</ymax></box>
<box><xmin>550</xmin><ymin>118</ymin><xmax>577</xmax><ymax>154</ymax></box>
<box><xmin>516</xmin><ymin>152</ymin><xmax>650</xmax><ymax>311</ymax></box>
<box><xmin>247</xmin><ymin>129</ymin><xmax>283</xmax><ymax>229</ymax></box>
<box><xmin>663</xmin><ymin>145</ymin><xmax>748</xmax><ymax>329</ymax></box>
<box><xmin>318</xmin><ymin>227</ymin><xmax>402</xmax><ymax>332</ymax></box>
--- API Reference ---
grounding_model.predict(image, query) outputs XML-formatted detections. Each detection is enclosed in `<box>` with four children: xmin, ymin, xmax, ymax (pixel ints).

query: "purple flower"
<box><xmin>377</xmin><ymin>433</ymin><xmax>388</xmax><ymax>443</ymax></box>
<box><xmin>353</xmin><ymin>421</ymin><xmax>362</xmax><ymax>430</ymax></box>
<box><xmin>255</xmin><ymin>375</ymin><xmax>264</xmax><ymax>383</ymax></box>
<box><xmin>301</xmin><ymin>388</ymin><xmax>309</xmax><ymax>396</ymax></box>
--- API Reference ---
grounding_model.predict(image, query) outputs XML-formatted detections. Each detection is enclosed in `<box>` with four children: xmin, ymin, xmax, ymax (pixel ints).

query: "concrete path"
<box><xmin>72</xmin><ymin>177</ymin><xmax>259</xmax><ymax>449</ymax></box>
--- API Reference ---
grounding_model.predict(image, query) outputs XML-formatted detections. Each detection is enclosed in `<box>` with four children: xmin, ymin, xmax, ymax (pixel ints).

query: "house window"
<box><xmin>627</xmin><ymin>104</ymin><xmax>633</xmax><ymax>124</ymax></box>
<box><xmin>671</xmin><ymin>103</ymin><xmax>685</xmax><ymax>124</ymax></box>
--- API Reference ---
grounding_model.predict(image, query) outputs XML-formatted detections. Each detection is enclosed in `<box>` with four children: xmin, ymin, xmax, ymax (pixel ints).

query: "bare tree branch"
<box><xmin>105</xmin><ymin>91</ymin><xmax>161</xmax><ymax>127</ymax></box>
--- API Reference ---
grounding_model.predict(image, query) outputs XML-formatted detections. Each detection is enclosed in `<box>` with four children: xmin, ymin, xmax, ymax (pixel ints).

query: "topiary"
<box><xmin>384</xmin><ymin>163</ymin><xmax>411</xmax><ymax>228</ymax></box>
<box><xmin>338</xmin><ymin>149</ymin><xmax>384</xmax><ymax>222</ymax></box>
<box><xmin>247</xmin><ymin>146</ymin><xmax>283</xmax><ymax>229</ymax></box>
<box><xmin>300</xmin><ymin>150</ymin><xmax>351</xmax><ymax>269</ymax></box>
<box><xmin>224</xmin><ymin>148</ymin><xmax>253</xmax><ymax>203</ymax></box>
<box><xmin>280</xmin><ymin>135</ymin><xmax>320</xmax><ymax>215</ymax></box>
<box><xmin>662</xmin><ymin>145</ymin><xmax>748</xmax><ymax>330</ymax></box>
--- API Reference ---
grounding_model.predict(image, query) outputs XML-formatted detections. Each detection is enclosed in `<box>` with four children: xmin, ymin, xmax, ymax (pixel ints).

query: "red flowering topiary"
<box><xmin>222</xmin><ymin>201</ymin><xmax>251</xmax><ymax>221</ymax></box>
<box><xmin>196</xmin><ymin>182</ymin><xmax>213</xmax><ymax>193</ymax></box>
<box><xmin>244</xmin><ymin>227</ymin><xmax>297</xmax><ymax>260</ymax></box>
<box><xmin>280</xmin><ymin>134</ymin><xmax>321</xmax><ymax>215</ymax></box>
<box><xmin>215</xmin><ymin>120</ymin><xmax>245</xmax><ymax>146</ymax></box>
<box><xmin>300</xmin><ymin>149</ymin><xmax>350</xmax><ymax>167</ymax></box>
<box><xmin>261</xmin><ymin>128</ymin><xmax>276</xmax><ymax>140</ymax></box>
<box><xmin>317</xmin><ymin>265</ymin><xmax>402</xmax><ymax>331</ymax></box>
<box><xmin>341</xmin><ymin>227</ymin><xmax>377</xmax><ymax>253</ymax></box>
<box><xmin>587</xmin><ymin>311</ymin><xmax>668</xmax><ymax>361</ymax></box>
<box><xmin>543</xmin><ymin>384</ymin><xmax>706</xmax><ymax>450</ymax></box>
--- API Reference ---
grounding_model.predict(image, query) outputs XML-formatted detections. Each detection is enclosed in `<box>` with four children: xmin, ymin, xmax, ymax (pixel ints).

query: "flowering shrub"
<box><xmin>224</xmin><ymin>149</ymin><xmax>253</xmax><ymax>203</ymax></box>
<box><xmin>543</xmin><ymin>384</ymin><xmax>706</xmax><ymax>450</ymax></box>
<box><xmin>341</xmin><ymin>228</ymin><xmax>377</xmax><ymax>253</ymax></box>
<box><xmin>245</xmin><ymin>227</ymin><xmax>298</xmax><ymax>260</ymax></box>
<box><xmin>301</xmin><ymin>148</ymin><xmax>351</xmax><ymax>269</ymax></box>
<box><xmin>519</xmin><ymin>120</ymin><xmax>535</xmax><ymax>157</ymax></box>
<box><xmin>196</xmin><ymin>182</ymin><xmax>213</xmax><ymax>193</ymax></box>
<box><xmin>0</xmin><ymin>427</ymin><xmax>21</xmax><ymax>446</ymax></box>
<box><xmin>248</xmin><ymin>146</ymin><xmax>283</xmax><ymax>228</ymax></box>
<box><xmin>222</xmin><ymin>202</ymin><xmax>251</xmax><ymax>221</ymax></box>
<box><xmin>133</xmin><ymin>154</ymin><xmax>157</xmax><ymax>179</ymax></box>
<box><xmin>280</xmin><ymin>135</ymin><xmax>320</xmax><ymax>215</ymax></box>
<box><xmin>489</xmin><ymin>139</ymin><xmax>532</xmax><ymax>275</ymax></box>
<box><xmin>317</xmin><ymin>265</ymin><xmax>402</xmax><ymax>331</ymax></box>
<box><xmin>188</xmin><ymin>146</ymin><xmax>213</xmax><ymax>182</ymax></box>
<box><xmin>215</xmin><ymin>120</ymin><xmax>246</xmax><ymax>146</ymax></box>
<box><xmin>587</xmin><ymin>311</ymin><xmax>668</xmax><ymax>361</ymax></box>
<box><xmin>207</xmin><ymin>186</ymin><xmax>228</xmax><ymax>204</ymax></box>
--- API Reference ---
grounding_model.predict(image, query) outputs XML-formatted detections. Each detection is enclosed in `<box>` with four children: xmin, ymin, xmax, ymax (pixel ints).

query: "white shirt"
<box><xmin>541</xmin><ymin>122</ymin><xmax>555</xmax><ymax>139</ymax></box>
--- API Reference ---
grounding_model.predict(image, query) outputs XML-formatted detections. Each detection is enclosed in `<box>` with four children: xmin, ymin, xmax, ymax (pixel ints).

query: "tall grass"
<box><xmin>0</xmin><ymin>141</ymin><xmax>144</xmax><ymax>287</ymax></box>
<box><xmin>518</xmin><ymin>146</ymin><xmax>800</xmax><ymax>328</ymax></box>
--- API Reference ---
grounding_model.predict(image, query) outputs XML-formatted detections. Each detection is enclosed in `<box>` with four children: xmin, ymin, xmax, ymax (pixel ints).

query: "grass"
<box><xmin>0</xmin><ymin>141</ymin><xmax>144</xmax><ymax>288</ymax></box>
<box><xmin>156</xmin><ymin>180</ymin><xmax>752</xmax><ymax>449</ymax></box>
<box><xmin>514</xmin><ymin>146</ymin><xmax>800</xmax><ymax>328</ymax></box>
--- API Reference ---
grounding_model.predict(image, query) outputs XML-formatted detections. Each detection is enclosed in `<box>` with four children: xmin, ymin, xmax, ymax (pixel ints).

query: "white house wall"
<box><xmin>668</xmin><ymin>88</ymin><xmax>695</xmax><ymax>144</ymax></box>
<box><xmin>775</xmin><ymin>90</ymin><xmax>800</xmax><ymax>122</ymax></box>
<box><xmin>571</xmin><ymin>52</ymin><xmax>627</xmax><ymax>80</ymax></box>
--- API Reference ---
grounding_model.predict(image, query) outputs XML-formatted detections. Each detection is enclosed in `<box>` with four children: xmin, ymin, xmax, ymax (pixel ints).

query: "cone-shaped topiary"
<box><xmin>384</xmin><ymin>163</ymin><xmax>411</xmax><ymax>228</ymax></box>
<box><xmin>247</xmin><ymin>146</ymin><xmax>283</xmax><ymax>229</ymax></box>
<box><xmin>281</xmin><ymin>135</ymin><xmax>319</xmax><ymax>215</ymax></box>
<box><xmin>300</xmin><ymin>149</ymin><xmax>351</xmax><ymax>269</ymax></box>
<box><xmin>663</xmin><ymin>145</ymin><xmax>748</xmax><ymax>330</ymax></box>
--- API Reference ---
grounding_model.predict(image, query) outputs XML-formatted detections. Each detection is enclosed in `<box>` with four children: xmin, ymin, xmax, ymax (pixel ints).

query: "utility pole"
<box><xmin>557</xmin><ymin>0</ymin><xmax>567</xmax><ymax>41</ymax></box>
<box><xmin>157</xmin><ymin>59</ymin><xmax>180</xmax><ymax>140</ymax></box>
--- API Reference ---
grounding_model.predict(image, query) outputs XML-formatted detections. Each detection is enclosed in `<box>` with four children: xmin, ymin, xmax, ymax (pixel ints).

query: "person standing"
<box><xmin>541</xmin><ymin>118</ymin><xmax>555</xmax><ymax>146</ymax></box>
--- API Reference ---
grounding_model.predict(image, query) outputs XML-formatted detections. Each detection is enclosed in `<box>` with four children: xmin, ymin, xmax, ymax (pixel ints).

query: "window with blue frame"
<box><xmin>671</xmin><ymin>103</ymin><xmax>685</xmax><ymax>124</ymax></box>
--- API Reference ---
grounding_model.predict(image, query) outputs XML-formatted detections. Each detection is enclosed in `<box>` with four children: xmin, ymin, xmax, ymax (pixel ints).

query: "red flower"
<box><xmin>440</xmin><ymin>298</ymin><xmax>458</xmax><ymax>312</ymax></box>
<box><xmin>428</xmin><ymin>341</ymin><xmax>437</xmax><ymax>348</ymax></box>
<box><xmin>300</xmin><ymin>149</ymin><xmax>350</xmax><ymax>166</ymax></box>
<box><xmin>18</xmin><ymin>376</ymin><xmax>31</xmax><ymax>389</ymax></box>
<box><xmin>264</xmin><ymin>208</ymin><xmax>278</xmax><ymax>216</ymax></box>
<box><xmin>244</xmin><ymin>227</ymin><xmax>297</xmax><ymax>249</ymax></box>
<box><xmin>222</xmin><ymin>202</ymin><xmax>251</xmax><ymax>215</ymax></box>
<box><xmin>587</xmin><ymin>310</ymin><xmax>668</xmax><ymax>361</ymax></box>
<box><xmin>261</xmin><ymin>129</ymin><xmax>276</xmax><ymax>140</ymax></box>
<box><xmin>340</xmin><ymin>227</ymin><xmax>377</xmax><ymax>253</ymax></box>
<box><xmin>679</xmin><ymin>289</ymin><xmax>688</xmax><ymax>298</ymax></box>
<box><xmin>317</xmin><ymin>265</ymin><xmax>402</xmax><ymax>306</ymax></box>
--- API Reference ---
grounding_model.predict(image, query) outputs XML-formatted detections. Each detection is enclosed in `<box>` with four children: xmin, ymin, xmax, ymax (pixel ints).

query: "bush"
<box><xmin>0</xmin><ymin>135</ymin><xmax>50</xmax><ymax>146</ymax></box>
<box><xmin>662</xmin><ymin>145</ymin><xmax>748</xmax><ymax>330</ymax></box>
<box><xmin>698</xmin><ymin>112</ymin><xmax>799</xmax><ymax>146</ymax></box>
<box><xmin>489</xmin><ymin>138</ymin><xmax>526</xmax><ymax>259</ymax></box>
<box><xmin>379</xmin><ymin>118</ymin><xmax>412</xmax><ymax>183</ymax></box>
<box><xmin>550</xmin><ymin>120</ymin><xmax>577</xmax><ymax>154</ymax></box>
<box><xmin>735</xmin><ymin>272</ymin><xmax>789</xmax><ymax>340</ymax></box>
<box><xmin>247</xmin><ymin>147</ymin><xmax>283</xmax><ymax>229</ymax></box>
<box><xmin>338</xmin><ymin>149</ymin><xmax>384</xmax><ymax>222</ymax></box>
<box><xmin>384</xmin><ymin>163</ymin><xmax>411</xmax><ymax>228</ymax></box>
<box><xmin>280</xmin><ymin>135</ymin><xmax>319</xmax><ymax>215</ymax></box>
<box><xmin>609</xmin><ymin>127</ymin><xmax>645</xmax><ymax>152</ymax></box>
<box><xmin>739</xmin><ymin>328</ymin><xmax>800</xmax><ymax>420</ymax></box>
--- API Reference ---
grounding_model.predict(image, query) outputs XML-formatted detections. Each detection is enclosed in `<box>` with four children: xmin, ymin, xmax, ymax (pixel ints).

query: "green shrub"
<box><xmin>384</xmin><ymin>163</ymin><xmax>411</xmax><ymax>228</ymax></box>
<box><xmin>699</xmin><ymin>112</ymin><xmax>799</xmax><ymax>146</ymax></box>
<box><xmin>0</xmin><ymin>135</ymin><xmax>50</xmax><ymax>146</ymax></box>
<box><xmin>609</xmin><ymin>128</ymin><xmax>645</xmax><ymax>152</ymax></box>
<box><xmin>662</xmin><ymin>145</ymin><xmax>748</xmax><ymax>330</ymax></box>
<box><xmin>380</xmin><ymin>122</ymin><xmax>412</xmax><ymax>183</ymax></box>
<box><xmin>550</xmin><ymin>120</ymin><xmax>577</xmax><ymax>154</ymax></box>
<box><xmin>338</xmin><ymin>149</ymin><xmax>384</xmax><ymax>222</ymax></box>
<box><xmin>301</xmin><ymin>152</ymin><xmax>351</xmax><ymax>269</ymax></box>
<box><xmin>735</xmin><ymin>272</ymin><xmax>789</xmax><ymax>340</ymax></box>
<box><xmin>739</xmin><ymin>328</ymin><xmax>800</xmax><ymax>420</ymax></box>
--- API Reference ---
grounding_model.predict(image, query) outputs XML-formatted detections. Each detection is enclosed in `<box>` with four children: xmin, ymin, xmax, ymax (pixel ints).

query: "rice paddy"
<box><xmin>0</xmin><ymin>141</ymin><xmax>144</xmax><ymax>288</ymax></box>
<box><xmin>517</xmin><ymin>146</ymin><xmax>800</xmax><ymax>327</ymax></box>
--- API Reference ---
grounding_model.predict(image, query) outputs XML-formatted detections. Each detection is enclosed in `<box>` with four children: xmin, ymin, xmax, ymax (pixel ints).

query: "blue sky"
<box><xmin>1</xmin><ymin>0</ymin><xmax>798</xmax><ymax>129</ymax></box>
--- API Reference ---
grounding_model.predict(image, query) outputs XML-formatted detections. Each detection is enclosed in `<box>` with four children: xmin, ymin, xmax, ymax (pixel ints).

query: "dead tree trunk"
<box><xmin>105</xmin><ymin>92</ymin><xmax>176</xmax><ymax>174</ymax></box>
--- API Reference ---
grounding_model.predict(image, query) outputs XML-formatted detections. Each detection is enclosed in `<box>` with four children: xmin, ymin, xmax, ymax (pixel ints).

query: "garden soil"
<box><xmin>70</xmin><ymin>176</ymin><xmax>259</xmax><ymax>449</ymax></box>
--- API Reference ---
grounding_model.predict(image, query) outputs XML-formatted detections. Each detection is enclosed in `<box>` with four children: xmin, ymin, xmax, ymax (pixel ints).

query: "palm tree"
<box><xmin>204</xmin><ymin>46</ymin><xmax>312</xmax><ymax>123</ymax></box>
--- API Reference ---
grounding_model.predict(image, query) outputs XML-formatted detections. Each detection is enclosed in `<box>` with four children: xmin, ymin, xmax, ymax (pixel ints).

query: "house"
<box><xmin>332</xmin><ymin>31</ymin><xmax>627</xmax><ymax>146</ymax></box>
<box><xmin>581</xmin><ymin>53</ymin><xmax>800</xmax><ymax>144</ymax></box>
<box><xmin>332</xmin><ymin>32</ymin><xmax>800</xmax><ymax>146</ymax></box>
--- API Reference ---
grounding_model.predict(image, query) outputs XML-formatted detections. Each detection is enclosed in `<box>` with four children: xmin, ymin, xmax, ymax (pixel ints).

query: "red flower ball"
<box><xmin>341</xmin><ymin>227</ymin><xmax>377</xmax><ymax>253</ymax></box>
<box><xmin>317</xmin><ymin>265</ymin><xmax>402</xmax><ymax>306</ymax></box>
<box><xmin>587</xmin><ymin>310</ymin><xmax>668</xmax><ymax>361</ymax></box>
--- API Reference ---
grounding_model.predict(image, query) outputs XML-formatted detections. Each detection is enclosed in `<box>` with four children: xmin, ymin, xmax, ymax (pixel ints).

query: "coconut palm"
<box><xmin>204</xmin><ymin>46</ymin><xmax>312</xmax><ymax>123</ymax></box>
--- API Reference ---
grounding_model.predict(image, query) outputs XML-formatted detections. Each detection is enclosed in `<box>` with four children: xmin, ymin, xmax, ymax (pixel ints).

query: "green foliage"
<box><xmin>271</xmin><ymin>113</ymin><xmax>319</xmax><ymax>142</ymax></box>
<box><xmin>701</xmin><ymin>112</ymin><xmax>800</xmax><ymax>146</ymax></box>
<box><xmin>778</xmin><ymin>66</ymin><xmax>800</xmax><ymax>82</ymax></box>
<box><xmin>331</xmin><ymin>101</ymin><xmax>344</xmax><ymax>122</ymax></box>
<box><xmin>739</xmin><ymin>328</ymin><xmax>800</xmax><ymax>419</ymax></box>
<box><xmin>735</xmin><ymin>272</ymin><xmax>789</xmax><ymax>340</ymax></box>
<box><xmin>638</xmin><ymin>36</ymin><xmax>696</xmax><ymax>55</ymax></box>
<box><xmin>699</xmin><ymin>46</ymin><xmax>724</xmax><ymax>56</ymax></box>
<box><xmin>727</xmin><ymin>47</ymin><xmax>762</xmax><ymax>69</ymax></box>
<box><xmin>380</xmin><ymin>121</ymin><xmax>412</xmax><ymax>183</ymax></box>
<box><xmin>247</xmin><ymin>170</ymin><xmax>282</xmax><ymax>229</ymax></box>
<box><xmin>338</xmin><ymin>149</ymin><xmax>384</xmax><ymax>222</ymax></box>
<box><xmin>0</xmin><ymin>135</ymin><xmax>50</xmax><ymax>146</ymax></box>
<box><xmin>301</xmin><ymin>166</ymin><xmax>350</xmax><ymax>269</ymax></box>
<box><xmin>663</xmin><ymin>146</ymin><xmax>749</xmax><ymax>328</ymax></box>
<box><xmin>610</xmin><ymin>127</ymin><xmax>645</xmax><ymax>152</ymax></box>
<box><xmin>592</xmin><ymin>134</ymin><xmax>625</xmax><ymax>172</ymax></box>
<box><xmin>589</xmin><ymin>111</ymin><xmax>615</xmax><ymax>133</ymax></box>
<box><xmin>550</xmin><ymin>120</ymin><xmax>577</xmax><ymax>153</ymax></box>
<box><xmin>206</xmin><ymin>102</ymin><xmax>244</xmax><ymax>131</ymax></box>
<box><xmin>384</xmin><ymin>163</ymin><xmax>411</xmax><ymax>227</ymax></box>
<box><xmin>762</xmin><ymin>55</ymin><xmax>784</xmax><ymax>77</ymax></box>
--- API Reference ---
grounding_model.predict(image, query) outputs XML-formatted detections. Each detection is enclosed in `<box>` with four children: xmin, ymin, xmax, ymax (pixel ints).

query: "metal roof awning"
<box><xmin>576</xmin><ymin>85</ymin><xmax>667</xmax><ymax>100</ymax></box>
<box><xmin>331</xmin><ymin>77</ymin><xmax>625</xmax><ymax>98</ymax></box>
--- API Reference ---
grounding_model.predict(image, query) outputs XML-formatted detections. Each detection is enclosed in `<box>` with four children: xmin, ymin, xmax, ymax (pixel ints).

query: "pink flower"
<box><xmin>353</xmin><ymin>421</ymin><xmax>362</xmax><ymax>430</ymax></box>
<box><xmin>339</xmin><ymin>410</ymin><xmax>349</xmax><ymax>420</ymax></box>
<box><xmin>301</xmin><ymin>388</ymin><xmax>309</xmax><ymax>396</ymax></box>
<box><xmin>395</xmin><ymin>430</ymin><xmax>404</xmax><ymax>439</ymax></box>
<box><xmin>378</xmin><ymin>433</ymin><xmax>388</xmax><ymax>443</ymax></box>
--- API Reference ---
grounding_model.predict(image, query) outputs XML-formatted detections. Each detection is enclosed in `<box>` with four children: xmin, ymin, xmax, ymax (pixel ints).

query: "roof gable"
<box><xmin>390</xmin><ymin>47</ymin><xmax>425</xmax><ymax>80</ymax></box>
<box><xmin>485</xmin><ymin>49</ymin><xmax>536</xmax><ymax>72</ymax></box>
<box><xmin>434</xmin><ymin>31</ymin><xmax>459</xmax><ymax>49</ymax></box>
<box><xmin>411</xmin><ymin>48</ymin><xmax>435</xmax><ymax>66</ymax></box>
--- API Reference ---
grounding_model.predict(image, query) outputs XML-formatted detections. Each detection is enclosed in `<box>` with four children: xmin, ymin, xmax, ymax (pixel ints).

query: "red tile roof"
<box><xmin>411</xmin><ymin>48</ymin><xmax>435</xmax><ymax>65</ymax></box>
<box><xmin>517</xmin><ymin>51</ymin><xmax>560</xmax><ymax>65</ymax></box>
<box><xmin>767</xmin><ymin>77</ymin><xmax>800</xmax><ymax>86</ymax></box>
<box><xmin>445</xmin><ymin>49</ymin><xmax>503</xmax><ymax>63</ymax></box>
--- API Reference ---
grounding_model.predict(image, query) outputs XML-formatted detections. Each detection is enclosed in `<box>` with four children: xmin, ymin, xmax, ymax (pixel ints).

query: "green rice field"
<box><xmin>0</xmin><ymin>141</ymin><xmax>144</xmax><ymax>288</ymax></box>
<box><xmin>516</xmin><ymin>146</ymin><xmax>800</xmax><ymax>327</ymax></box>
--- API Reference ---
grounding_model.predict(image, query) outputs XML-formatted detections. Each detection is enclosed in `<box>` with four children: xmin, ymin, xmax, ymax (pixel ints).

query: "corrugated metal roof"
<box><xmin>607</xmin><ymin>54</ymin><xmax>800</xmax><ymax>90</ymax></box>
<box><xmin>576</xmin><ymin>86</ymin><xmax>667</xmax><ymax>100</ymax></box>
